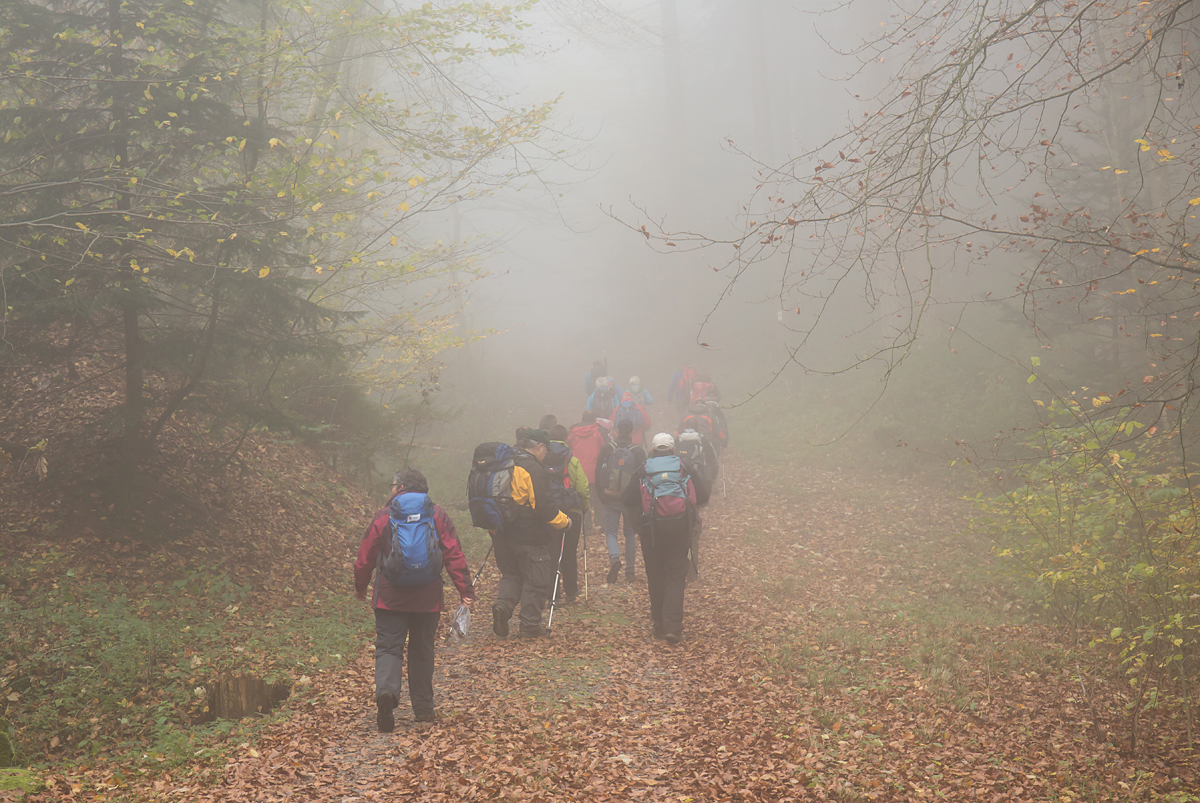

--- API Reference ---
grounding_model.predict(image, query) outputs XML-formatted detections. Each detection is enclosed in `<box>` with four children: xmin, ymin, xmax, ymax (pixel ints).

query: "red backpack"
<box><xmin>690</xmin><ymin>381</ymin><xmax>714</xmax><ymax>405</ymax></box>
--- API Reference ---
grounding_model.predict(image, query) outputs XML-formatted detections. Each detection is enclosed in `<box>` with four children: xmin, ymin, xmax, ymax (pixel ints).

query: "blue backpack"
<box><xmin>543</xmin><ymin>442</ymin><xmax>582</xmax><ymax>511</ymax></box>
<box><xmin>615</xmin><ymin>398</ymin><xmax>642</xmax><ymax>430</ymax></box>
<box><xmin>639</xmin><ymin>455</ymin><xmax>694</xmax><ymax>524</ymax></box>
<box><xmin>379</xmin><ymin>492</ymin><xmax>442</xmax><ymax>586</ymax></box>
<box><xmin>467</xmin><ymin>442</ymin><xmax>519</xmax><ymax>534</ymax></box>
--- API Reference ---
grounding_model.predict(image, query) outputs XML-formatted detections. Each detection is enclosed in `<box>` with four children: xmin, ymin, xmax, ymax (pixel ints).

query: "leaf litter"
<box><xmin>14</xmin><ymin>453</ymin><xmax>1198</xmax><ymax>801</ymax></box>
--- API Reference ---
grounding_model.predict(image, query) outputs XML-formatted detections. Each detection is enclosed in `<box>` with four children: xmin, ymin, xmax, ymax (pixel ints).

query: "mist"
<box><xmin>404</xmin><ymin>0</ymin><xmax>1038</xmax><ymax>476</ymax></box>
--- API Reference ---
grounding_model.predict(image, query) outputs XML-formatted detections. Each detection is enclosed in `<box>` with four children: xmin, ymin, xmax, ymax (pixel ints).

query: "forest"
<box><xmin>2</xmin><ymin>0</ymin><xmax>1199</xmax><ymax>800</ymax></box>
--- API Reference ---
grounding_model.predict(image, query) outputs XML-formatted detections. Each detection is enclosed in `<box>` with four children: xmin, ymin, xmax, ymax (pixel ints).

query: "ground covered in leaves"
<box><xmin>17</xmin><ymin>452</ymin><xmax>1199</xmax><ymax>802</ymax></box>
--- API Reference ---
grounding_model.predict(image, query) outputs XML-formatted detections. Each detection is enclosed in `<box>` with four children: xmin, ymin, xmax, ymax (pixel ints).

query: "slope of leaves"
<box><xmin>0</xmin><ymin>340</ymin><xmax>381</xmax><ymax>768</ymax></box>
<box><xmin>13</xmin><ymin>450</ymin><xmax>1196</xmax><ymax>801</ymax></box>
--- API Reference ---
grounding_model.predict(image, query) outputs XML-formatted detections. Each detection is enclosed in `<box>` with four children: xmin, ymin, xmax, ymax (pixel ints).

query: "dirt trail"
<box><xmin>185</xmin><ymin>454</ymin><xmax>1191</xmax><ymax>802</ymax></box>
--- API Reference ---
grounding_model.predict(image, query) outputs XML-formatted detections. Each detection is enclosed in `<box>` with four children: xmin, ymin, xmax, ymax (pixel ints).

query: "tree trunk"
<box><xmin>110</xmin><ymin>0</ymin><xmax>145</xmax><ymax>498</ymax></box>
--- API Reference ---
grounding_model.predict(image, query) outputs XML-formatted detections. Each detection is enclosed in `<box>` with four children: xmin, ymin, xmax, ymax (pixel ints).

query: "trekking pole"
<box><xmin>545</xmin><ymin>530</ymin><xmax>568</xmax><ymax>634</ymax></box>
<box><xmin>471</xmin><ymin>543</ymin><xmax>494</xmax><ymax>589</ymax></box>
<box><xmin>582</xmin><ymin>522</ymin><xmax>589</xmax><ymax>602</ymax></box>
<box><xmin>721</xmin><ymin>460</ymin><xmax>727</xmax><ymax>497</ymax></box>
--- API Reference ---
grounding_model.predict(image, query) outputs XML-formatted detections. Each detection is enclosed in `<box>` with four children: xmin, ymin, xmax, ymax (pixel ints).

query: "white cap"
<box><xmin>596</xmin><ymin>377</ymin><xmax>608</xmax><ymax>389</ymax></box>
<box><xmin>650</xmin><ymin>432</ymin><xmax>675</xmax><ymax>452</ymax></box>
<box><xmin>629</xmin><ymin>376</ymin><xmax>640</xmax><ymax>386</ymax></box>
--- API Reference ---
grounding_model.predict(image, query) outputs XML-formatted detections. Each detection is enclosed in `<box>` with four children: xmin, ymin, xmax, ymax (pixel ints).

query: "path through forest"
<box><xmin>173</xmin><ymin>455</ymin><xmax>1192</xmax><ymax>802</ymax></box>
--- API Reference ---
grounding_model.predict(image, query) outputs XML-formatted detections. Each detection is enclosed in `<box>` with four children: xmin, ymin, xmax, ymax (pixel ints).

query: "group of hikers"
<box><xmin>353</xmin><ymin>364</ymin><xmax>729</xmax><ymax>731</ymax></box>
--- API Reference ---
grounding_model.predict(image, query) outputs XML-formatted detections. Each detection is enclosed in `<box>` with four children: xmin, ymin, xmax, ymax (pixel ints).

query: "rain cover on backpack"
<box><xmin>640</xmin><ymin>454</ymin><xmax>695</xmax><ymax>524</ymax></box>
<box><xmin>379</xmin><ymin>493</ymin><xmax>442</xmax><ymax>586</ymax></box>
<box><xmin>467</xmin><ymin>442</ymin><xmax>519</xmax><ymax>534</ymax></box>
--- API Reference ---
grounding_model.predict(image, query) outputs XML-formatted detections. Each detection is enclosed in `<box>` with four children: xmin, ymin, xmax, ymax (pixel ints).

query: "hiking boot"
<box><xmin>625</xmin><ymin>571</ymin><xmax>635</xmax><ymax>582</ymax></box>
<box><xmin>376</xmin><ymin>692</ymin><xmax>397</xmax><ymax>733</ymax></box>
<box><xmin>517</xmin><ymin>626</ymin><xmax>547</xmax><ymax>639</ymax></box>
<box><xmin>652</xmin><ymin>622</ymin><xmax>666</xmax><ymax>640</ymax></box>
<box><xmin>663</xmin><ymin>632</ymin><xmax>682</xmax><ymax>646</ymax></box>
<box><xmin>413</xmin><ymin>710</ymin><xmax>436</xmax><ymax>723</ymax></box>
<box><xmin>606</xmin><ymin>557</ymin><xmax>621</xmax><ymax>584</ymax></box>
<box><xmin>492</xmin><ymin>603</ymin><xmax>510</xmax><ymax>638</ymax></box>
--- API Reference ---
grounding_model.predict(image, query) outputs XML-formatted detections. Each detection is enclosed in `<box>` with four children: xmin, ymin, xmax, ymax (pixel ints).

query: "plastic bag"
<box><xmin>448</xmin><ymin>603</ymin><xmax>471</xmax><ymax>639</ymax></box>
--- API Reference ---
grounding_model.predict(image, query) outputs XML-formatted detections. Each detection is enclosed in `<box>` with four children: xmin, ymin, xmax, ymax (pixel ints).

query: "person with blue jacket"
<box><xmin>587</xmin><ymin>377</ymin><xmax>623</xmax><ymax>419</ymax></box>
<box><xmin>627</xmin><ymin>376</ymin><xmax>654</xmax><ymax>406</ymax></box>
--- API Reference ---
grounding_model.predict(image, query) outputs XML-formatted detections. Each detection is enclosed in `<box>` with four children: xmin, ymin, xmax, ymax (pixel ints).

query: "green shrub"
<box><xmin>974</xmin><ymin>395</ymin><xmax>1200</xmax><ymax>748</ymax></box>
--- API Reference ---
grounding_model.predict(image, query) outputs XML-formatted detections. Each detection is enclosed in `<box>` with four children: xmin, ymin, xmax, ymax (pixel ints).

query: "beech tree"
<box><xmin>643</xmin><ymin>0</ymin><xmax>1200</xmax><ymax>413</ymax></box>
<box><xmin>0</xmin><ymin>0</ymin><xmax>556</xmax><ymax>493</ymax></box>
<box><xmin>634</xmin><ymin>0</ymin><xmax>1200</xmax><ymax>747</ymax></box>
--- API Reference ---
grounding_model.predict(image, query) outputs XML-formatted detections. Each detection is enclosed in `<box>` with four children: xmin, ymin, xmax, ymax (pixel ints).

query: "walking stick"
<box><xmin>582</xmin><ymin>521</ymin><xmax>589</xmax><ymax>602</ymax></box>
<box><xmin>721</xmin><ymin>460</ymin><xmax>727</xmax><ymax>497</ymax></box>
<box><xmin>545</xmin><ymin>530</ymin><xmax>568</xmax><ymax>634</ymax></box>
<box><xmin>471</xmin><ymin>542</ymin><xmax>494</xmax><ymax>588</ymax></box>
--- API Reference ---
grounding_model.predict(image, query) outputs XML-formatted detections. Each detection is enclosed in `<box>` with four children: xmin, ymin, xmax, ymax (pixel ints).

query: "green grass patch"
<box><xmin>1</xmin><ymin>562</ymin><xmax>372</xmax><ymax>768</ymax></box>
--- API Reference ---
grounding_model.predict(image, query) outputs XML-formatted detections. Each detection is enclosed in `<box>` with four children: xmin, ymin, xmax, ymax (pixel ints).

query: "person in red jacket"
<box><xmin>567</xmin><ymin>410</ymin><xmax>609</xmax><ymax>534</ymax></box>
<box><xmin>354</xmin><ymin>468</ymin><xmax>475</xmax><ymax>732</ymax></box>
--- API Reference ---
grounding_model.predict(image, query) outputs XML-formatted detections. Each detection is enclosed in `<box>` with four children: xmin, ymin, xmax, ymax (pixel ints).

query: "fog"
<box><xmin>404</xmin><ymin>0</ymin><xmax>1053</xmax><ymax>464</ymax></box>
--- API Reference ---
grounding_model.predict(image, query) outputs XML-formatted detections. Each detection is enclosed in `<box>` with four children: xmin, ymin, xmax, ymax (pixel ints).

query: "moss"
<box><xmin>0</xmin><ymin>768</ymin><xmax>45</xmax><ymax>794</ymax></box>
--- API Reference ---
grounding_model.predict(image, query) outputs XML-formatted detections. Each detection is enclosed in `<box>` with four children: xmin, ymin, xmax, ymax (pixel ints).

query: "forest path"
<box><xmin>190</xmin><ymin>454</ymin><xmax>1185</xmax><ymax>802</ymax></box>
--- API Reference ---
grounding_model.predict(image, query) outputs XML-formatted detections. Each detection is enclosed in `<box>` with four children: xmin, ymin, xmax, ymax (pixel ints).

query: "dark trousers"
<box><xmin>640</xmin><ymin>528</ymin><xmax>692</xmax><ymax>637</ymax></box>
<box><xmin>557</xmin><ymin>512</ymin><xmax>582</xmax><ymax>599</ymax></box>
<box><xmin>493</xmin><ymin>534</ymin><xmax>555</xmax><ymax>634</ymax></box>
<box><xmin>374</xmin><ymin>609</ymin><xmax>439</xmax><ymax>717</ymax></box>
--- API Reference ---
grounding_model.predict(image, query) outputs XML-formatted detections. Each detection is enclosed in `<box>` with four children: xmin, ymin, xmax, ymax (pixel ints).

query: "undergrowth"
<box><xmin>0</xmin><ymin>561</ymin><xmax>371</xmax><ymax>769</ymax></box>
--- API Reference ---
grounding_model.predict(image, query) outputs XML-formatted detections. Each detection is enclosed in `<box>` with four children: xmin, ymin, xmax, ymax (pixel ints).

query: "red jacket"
<box><xmin>567</xmin><ymin>422</ymin><xmax>607</xmax><ymax>484</ymax></box>
<box><xmin>354</xmin><ymin>493</ymin><xmax>474</xmax><ymax>612</ymax></box>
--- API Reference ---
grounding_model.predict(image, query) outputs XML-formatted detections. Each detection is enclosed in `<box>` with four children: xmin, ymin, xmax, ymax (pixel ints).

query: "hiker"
<box><xmin>614</xmin><ymin>390</ymin><xmax>652</xmax><ymax>447</ymax></box>
<box><xmin>491</xmin><ymin>430</ymin><xmax>572</xmax><ymax>639</ymax></box>
<box><xmin>595</xmin><ymin>419</ymin><xmax>646</xmax><ymax>583</ymax></box>
<box><xmin>584</xmin><ymin>360</ymin><xmax>606</xmax><ymax>399</ymax></box>
<box><xmin>354</xmin><ymin>468</ymin><xmax>475</xmax><ymax>732</ymax></box>
<box><xmin>675</xmin><ymin>428</ymin><xmax>714</xmax><ymax>486</ymax></box>
<box><xmin>588</xmin><ymin>377</ymin><xmax>619</xmax><ymax>420</ymax></box>
<box><xmin>621</xmin><ymin>433</ymin><xmax>711</xmax><ymax>644</ymax></box>
<box><xmin>667</xmin><ymin>366</ymin><xmax>696</xmax><ymax>416</ymax></box>
<box><xmin>689</xmin><ymin>372</ymin><xmax>721</xmax><ymax>406</ymax></box>
<box><xmin>568</xmin><ymin>410</ymin><xmax>608</xmax><ymax>535</ymax></box>
<box><xmin>539</xmin><ymin>414</ymin><xmax>557</xmax><ymax>431</ymax></box>
<box><xmin>627</xmin><ymin>376</ymin><xmax>655</xmax><ymax>408</ymax></box>
<box><xmin>546</xmin><ymin>424</ymin><xmax>590</xmax><ymax>603</ymax></box>
<box><xmin>679</xmin><ymin>403</ymin><xmax>717</xmax><ymax>444</ymax></box>
<box><xmin>673</xmin><ymin>427</ymin><xmax>717</xmax><ymax>580</ymax></box>
<box><xmin>705</xmin><ymin>399</ymin><xmax>729</xmax><ymax>451</ymax></box>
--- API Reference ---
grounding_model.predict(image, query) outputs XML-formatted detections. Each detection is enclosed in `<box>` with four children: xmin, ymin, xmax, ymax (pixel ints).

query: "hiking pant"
<box><xmin>374</xmin><ymin>609</ymin><xmax>439</xmax><ymax>717</ymax></box>
<box><xmin>492</xmin><ymin>534</ymin><xmax>555</xmax><ymax>634</ymax></box>
<box><xmin>604</xmin><ymin>504</ymin><xmax>637</xmax><ymax>570</ymax></box>
<box><xmin>640</xmin><ymin>530</ymin><xmax>691</xmax><ymax>637</ymax></box>
<box><xmin>557</xmin><ymin>512</ymin><xmax>582</xmax><ymax>599</ymax></box>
